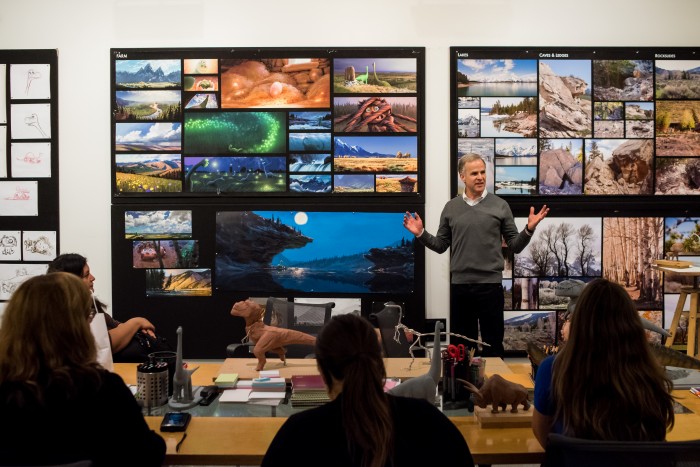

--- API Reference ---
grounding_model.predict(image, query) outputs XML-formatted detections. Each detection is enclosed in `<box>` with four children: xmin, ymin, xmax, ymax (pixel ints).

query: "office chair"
<box><xmin>226</xmin><ymin>297</ymin><xmax>334</xmax><ymax>358</ymax></box>
<box><xmin>543</xmin><ymin>433</ymin><xmax>700</xmax><ymax>467</ymax></box>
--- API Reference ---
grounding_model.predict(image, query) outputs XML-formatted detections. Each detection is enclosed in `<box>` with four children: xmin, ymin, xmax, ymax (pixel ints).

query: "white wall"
<box><xmin>0</xmin><ymin>0</ymin><xmax>697</xmax><ymax>323</ymax></box>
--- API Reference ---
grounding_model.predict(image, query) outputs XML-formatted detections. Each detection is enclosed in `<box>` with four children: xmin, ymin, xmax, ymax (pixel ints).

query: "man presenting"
<box><xmin>403</xmin><ymin>154</ymin><xmax>549</xmax><ymax>357</ymax></box>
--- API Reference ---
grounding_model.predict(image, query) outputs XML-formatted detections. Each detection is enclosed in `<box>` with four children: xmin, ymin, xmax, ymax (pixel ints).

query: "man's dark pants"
<box><xmin>450</xmin><ymin>283</ymin><xmax>505</xmax><ymax>357</ymax></box>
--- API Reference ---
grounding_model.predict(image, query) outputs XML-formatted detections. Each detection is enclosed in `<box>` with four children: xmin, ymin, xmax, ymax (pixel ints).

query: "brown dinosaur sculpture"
<box><xmin>458</xmin><ymin>374</ymin><xmax>531</xmax><ymax>413</ymax></box>
<box><xmin>231</xmin><ymin>299</ymin><xmax>316</xmax><ymax>371</ymax></box>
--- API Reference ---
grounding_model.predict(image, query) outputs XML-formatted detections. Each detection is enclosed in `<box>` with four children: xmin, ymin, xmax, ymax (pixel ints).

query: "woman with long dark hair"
<box><xmin>262</xmin><ymin>313</ymin><xmax>473</xmax><ymax>467</ymax></box>
<box><xmin>533</xmin><ymin>277</ymin><xmax>675</xmax><ymax>446</ymax></box>
<box><xmin>0</xmin><ymin>273</ymin><xmax>165</xmax><ymax>465</ymax></box>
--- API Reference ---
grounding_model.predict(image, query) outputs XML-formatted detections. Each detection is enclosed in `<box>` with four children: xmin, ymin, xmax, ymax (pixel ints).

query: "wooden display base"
<box><xmin>474</xmin><ymin>406</ymin><xmax>533</xmax><ymax>428</ymax></box>
<box><xmin>653</xmin><ymin>259</ymin><xmax>694</xmax><ymax>269</ymax></box>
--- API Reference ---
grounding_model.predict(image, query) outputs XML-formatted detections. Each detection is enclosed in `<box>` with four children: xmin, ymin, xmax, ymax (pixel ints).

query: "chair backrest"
<box><xmin>369</xmin><ymin>302</ymin><xmax>412</xmax><ymax>358</ymax></box>
<box><xmin>264</xmin><ymin>297</ymin><xmax>334</xmax><ymax>358</ymax></box>
<box><xmin>543</xmin><ymin>433</ymin><xmax>700</xmax><ymax>467</ymax></box>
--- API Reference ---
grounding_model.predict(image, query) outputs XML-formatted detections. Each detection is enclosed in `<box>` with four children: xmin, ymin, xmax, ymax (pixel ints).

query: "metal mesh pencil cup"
<box><xmin>136</xmin><ymin>361</ymin><xmax>169</xmax><ymax>407</ymax></box>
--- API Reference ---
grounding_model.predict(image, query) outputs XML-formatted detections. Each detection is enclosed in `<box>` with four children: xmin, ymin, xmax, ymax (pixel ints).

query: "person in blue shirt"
<box><xmin>532</xmin><ymin>277</ymin><xmax>675</xmax><ymax>447</ymax></box>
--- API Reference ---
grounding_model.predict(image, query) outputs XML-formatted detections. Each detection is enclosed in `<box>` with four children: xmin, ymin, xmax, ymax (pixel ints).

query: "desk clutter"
<box><xmin>218</xmin><ymin>370</ymin><xmax>287</xmax><ymax>405</ymax></box>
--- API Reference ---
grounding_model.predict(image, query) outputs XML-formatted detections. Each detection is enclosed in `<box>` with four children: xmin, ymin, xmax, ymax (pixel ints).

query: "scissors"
<box><xmin>447</xmin><ymin>344</ymin><xmax>466</xmax><ymax>362</ymax></box>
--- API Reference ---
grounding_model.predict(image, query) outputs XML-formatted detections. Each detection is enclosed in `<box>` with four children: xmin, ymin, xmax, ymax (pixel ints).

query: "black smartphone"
<box><xmin>160</xmin><ymin>412</ymin><xmax>191</xmax><ymax>432</ymax></box>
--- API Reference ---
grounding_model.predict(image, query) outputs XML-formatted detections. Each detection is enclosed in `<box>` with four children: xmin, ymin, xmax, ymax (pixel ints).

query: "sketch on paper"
<box><xmin>10</xmin><ymin>64</ymin><xmax>51</xmax><ymax>100</ymax></box>
<box><xmin>0</xmin><ymin>231</ymin><xmax>21</xmax><ymax>261</ymax></box>
<box><xmin>22</xmin><ymin>230</ymin><xmax>56</xmax><ymax>261</ymax></box>
<box><xmin>0</xmin><ymin>127</ymin><xmax>6</xmax><ymax>178</ymax></box>
<box><xmin>0</xmin><ymin>181</ymin><xmax>39</xmax><ymax>216</ymax></box>
<box><xmin>10</xmin><ymin>104</ymin><xmax>51</xmax><ymax>139</ymax></box>
<box><xmin>11</xmin><ymin>142</ymin><xmax>51</xmax><ymax>178</ymax></box>
<box><xmin>0</xmin><ymin>64</ymin><xmax>5</xmax><ymax>123</ymax></box>
<box><xmin>0</xmin><ymin>263</ymin><xmax>47</xmax><ymax>300</ymax></box>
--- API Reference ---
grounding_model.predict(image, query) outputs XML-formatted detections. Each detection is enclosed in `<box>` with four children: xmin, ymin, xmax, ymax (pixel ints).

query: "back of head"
<box><xmin>47</xmin><ymin>253</ymin><xmax>87</xmax><ymax>277</ymax></box>
<box><xmin>553</xmin><ymin>277</ymin><xmax>674</xmax><ymax>440</ymax></box>
<box><xmin>0</xmin><ymin>273</ymin><xmax>99</xmax><ymax>403</ymax></box>
<box><xmin>315</xmin><ymin>314</ymin><xmax>392</xmax><ymax>467</ymax></box>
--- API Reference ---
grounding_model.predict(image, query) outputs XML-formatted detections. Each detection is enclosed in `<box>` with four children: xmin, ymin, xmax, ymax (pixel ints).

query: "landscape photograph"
<box><xmin>289</xmin><ymin>132</ymin><xmax>332</xmax><ymax>152</ymax></box>
<box><xmin>289</xmin><ymin>153</ymin><xmax>331</xmax><ymax>172</ymax></box>
<box><xmin>333</xmin><ymin>136</ymin><xmax>418</xmax><ymax>173</ymax></box>
<box><xmin>655</xmin><ymin>100</ymin><xmax>700</xmax><ymax>157</ymax></box>
<box><xmin>538</xmin><ymin>277</ymin><xmax>595</xmax><ymax>311</ymax></box>
<box><xmin>514</xmin><ymin>217</ymin><xmax>602</xmax><ymax>277</ymax></box>
<box><xmin>289</xmin><ymin>174</ymin><xmax>331</xmax><ymax>193</ymax></box>
<box><xmin>457</xmin><ymin>96</ymin><xmax>479</xmax><ymax>109</ymax></box>
<box><xmin>289</xmin><ymin>111</ymin><xmax>332</xmax><ymax>130</ymax></box>
<box><xmin>376</xmin><ymin>174</ymin><xmax>418</xmax><ymax>193</ymax></box>
<box><xmin>656</xmin><ymin>157</ymin><xmax>700</xmax><ymax>195</ymax></box>
<box><xmin>592</xmin><ymin>60</ymin><xmax>654</xmax><ymax>101</ymax></box>
<box><xmin>215</xmin><ymin>210</ymin><xmax>415</xmax><ymax>294</ymax></box>
<box><xmin>132</xmin><ymin>239</ymin><xmax>199</xmax><ymax>269</ymax></box>
<box><xmin>183</xmin><ymin>111</ymin><xmax>285</xmax><ymax>154</ymax></box>
<box><xmin>539</xmin><ymin>60</ymin><xmax>592</xmax><ymax>138</ymax></box>
<box><xmin>115</xmin><ymin>122</ymin><xmax>181</xmax><ymax>152</ymax></box>
<box><xmin>480</xmin><ymin>96</ymin><xmax>537</xmax><ymax>138</ymax></box>
<box><xmin>663</xmin><ymin>257</ymin><xmax>697</xmax><ymax>293</ymax></box>
<box><xmin>333</xmin><ymin>174</ymin><xmax>374</xmax><ymax>193</ymax></box>
<box><xmin>503</xmin><ymin>311</ymin><xmax>555</xmax><ymax>352</ymax></box>
<box><xmin>115</xmin><ymin>59</ymin><xmax>180</xmax><ymax>89</ymax></box>
<box><xmin>115</xmin><ymin>90</ymin><xmax>182</xmax><ymax>121</ymax></box>
<box><xmin>510</xmin><ymin>277</ymin><xmax>540</xmax><ymax>310</ymax></box>
<box><xmin>664</xmin><ymin>217</ymin><xmax>700</xmax><ymax>258</ymax></box>
<box><xmin>655</xmin><ymin>60</ymin><xmax>700</xmax><ymax>99</ymax></box>
<box><xmin>124</xmin><ymin>210</ymin><xmax>192</xmax><ymax>240</ymax></box>
<box><xmin>457</xmin><ymin>108</ymin><xmax>479</xmax><ymax>137</ymax></box>
<box><xmin>145</xmin><ymin>268</ymin><xmax>211</xmax><ymax>297</ymax></box>
<box><xmin>183</xmin><ymin>156</ymin><xmax>286</xmax><ymax>193</ymax></box>
<box><xmin>115</xmin><ymin>154</ymin><xmax>182</xmax><ymax>193</ymax></box>
<box><xmin>333</xmin><ymin>96</ymin><xmax>418</xmax><ymax>133</ymax></box>
<box><xmin>333</xmin><ymin>58</ymin><xmax>417</xmax><ymax>94</ymax></box>
<box><xmin>494</xmin><ymin>166</ymin><xmax>536</xmax><ymax>195</ymax></box>
<box><xmin>220</xmin><ymin>58</ymin><xmax>330</xmax><ymax>108</ymax></box>
<box><xmin>456</xmin><ymin>59</ymin><xmax>537</xmax><ymax>97</ymax></box>
<box><xmin>495</xmin><ymin>138</ymin><xmax>537</xmax><ymax>165</ymax></box>
<box><xmin>584</xmin><ymin>139</ymin><xmax>654</xmax><ymax>195</ymax></box>
<box><xmin>603</xmin><ymin>217</ymin><xmax>663</xmax><ymax>309</ymax></box>
<box><xmin>184</xmin><ymin>93</ymin><xmax>218</xmax><ymax>109</ymax></box>
<box><xmin>538</xmin><ymin>138</ymin><xmax>583</xmax><ymax>195</ymax></box>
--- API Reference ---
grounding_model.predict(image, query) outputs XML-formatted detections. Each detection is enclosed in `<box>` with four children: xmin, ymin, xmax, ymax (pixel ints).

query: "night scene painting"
<box><xmin>115</xmin><ymin>123</ymin><xmax>181</xmax><ymax>152</ymax></box>
<box><xmin>457</xmin><ymin>59</ymin><xmax>537</xmax><ymax>97</ymax></box>
<box><xmin>183</xmin><ymin>156</ymin><xmax>286</xmax><ymax>193</ymax></box>
<box><xmin>289</xmin><ymin>153</ymin><xmax>331</xmax><ymax>173</ymax></box>
<box><xmin>132</xmin><ymin>240</ymin><xmax>199</xmax><ymax>269</ymax></box>
<box><xmin>289</xmin><ymin>132</ymin><xmax>332</xmax><ymax>152</ymax></box>
<box><xmin>183</xmin><ymin>112</ymin><xmax>285</xmax><ymax>155</ymax></box>
<box><xmin>334</xmin><ymin>136</ymin><xmax>417</xmax><ymax>173</ymax></box>
<box><xmin>334</xmin><ymin>174</ymin><xmax>374</xmax><ymax>193</ymax></box>
<box><xmin>289</xmin><ymin>175</ymin><xmax>331</xmax><ymax>193</ymax></box>
<box><xmin>333</xmin><ymin>96</ymin><xmax>418</xmax><ymax>133</ymax></box>
<box><xmin>289</xmin><ymin>111</ymin><xmax>332</xmax><ymax>130</ymax></box>
<box><xmin>115</xmin><ymin>90</ymin><xmax>182</xmax><ymax>121</ymax></box>
<box><xmin>124</xmin><ymin>210</ymin><xmax>192</xmax><ymax>240</ymax></box>
<box><xmin>220</xmin><ymin>58</ymin><xmax>330</xmax><ymax>108</ymax></box>
<box><xmin>115</xmin><ymin>154</ymin><xmax>182</xmax><ymax>193</ymax></box>
<box><xmin>215</xmin><ymin>210</ymin><xmax>415</xmax><ymax>294</ymax></box>
<box><xmin>115</xmin><ymin>60</ymin><xmax>181</xmax><ymax>90</ymax></box>
<box><xmin>145</xmin><ymin>268</ymin><xmax>211</xmax><ymax>297</ymax></box>
<box><xmin>333</xmin><ymin>58</ymin><xmax>417</xmax><ymax>93</ymax></box>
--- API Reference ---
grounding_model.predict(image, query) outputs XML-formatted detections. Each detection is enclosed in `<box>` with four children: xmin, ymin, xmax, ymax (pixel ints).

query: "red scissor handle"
<box><xmin>447</xmin><ymin>344</ymin><xmax>466</xmax><ymax>361</ymax></box>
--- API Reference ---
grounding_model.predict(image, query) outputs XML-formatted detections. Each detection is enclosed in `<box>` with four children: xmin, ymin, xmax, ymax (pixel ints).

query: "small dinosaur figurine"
<box><xmin>170</xmin><ymin>326</ymin><xmax>199</xmax><ymax>404</ymax></box>
<box><xmin>231</xmin><ymin>298</ymin><xmax>316</xmax><ymax>371</ymax></box>
<box><xmin>458</xmin><ymin>374</ymin><xmax>531</xmax><ymax>413</ymax></box>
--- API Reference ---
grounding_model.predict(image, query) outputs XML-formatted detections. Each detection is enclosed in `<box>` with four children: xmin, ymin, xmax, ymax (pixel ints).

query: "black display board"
<box><xmin>0</xmin><ymin>50</ymin><xmax>59</xmax><ymax>304</ymax></box>
<box><xmin>450</xmin><ymin>46</ymin><xmax>700</xmax><ymax>354</ymax></box>
<box><xmin>110</xmin><ymin>48</ymin><xmax>425</xmax><ymax>358</ymax></box>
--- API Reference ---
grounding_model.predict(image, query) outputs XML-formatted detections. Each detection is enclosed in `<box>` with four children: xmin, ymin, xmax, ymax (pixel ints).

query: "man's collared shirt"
<box><xmin>462</xmin><ymin>189</ymin><xmax>487</xmax><ymax>206</ymax></box>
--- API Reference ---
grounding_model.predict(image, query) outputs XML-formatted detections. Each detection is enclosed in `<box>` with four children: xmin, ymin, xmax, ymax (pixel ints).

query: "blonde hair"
<box><xmin>0</xmin><ymin>273</ymin><xmax>102</xmax><ymax>405</ymax></box>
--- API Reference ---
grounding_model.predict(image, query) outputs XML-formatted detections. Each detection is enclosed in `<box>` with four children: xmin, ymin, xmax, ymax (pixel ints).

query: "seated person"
<box><xmin>48</xmin><ymin>253</ymin><xmax>160</xmax><ymax>362</ymax></box>
<box><xmin>0</xmin><ymin>273</ymin><xmax>165</xmax><ymax>465</ymax></box>
<box><xmin>532</xmin><ymin>278</ymin><xmax>675</xmax><ymax>447</ymax></box>
<box><xmin>261</xmin><ymin>313</ymin><xmax>474</xmax><ymax>467</ymax></box>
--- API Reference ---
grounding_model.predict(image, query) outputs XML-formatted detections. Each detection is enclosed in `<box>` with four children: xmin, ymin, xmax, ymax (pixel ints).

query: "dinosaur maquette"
<box><xmin>459</xmin><ymin>374</ymin><xmax>531</xmax><ymax>413</ymax></box>
<box><xmin>230</xmin><ymin>299</ymin><xmax>316</xmax><ymax>371</ymax></box>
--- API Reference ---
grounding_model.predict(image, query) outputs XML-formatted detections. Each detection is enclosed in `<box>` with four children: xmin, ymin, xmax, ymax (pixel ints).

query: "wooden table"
<box><xmin>654</xmin><ymin>265</ymin><xmax>700</xmax><ymax>357</ymax></box>
<box><xmin>119</xmin><ymin>360</ymin><xmax>700</xmax><ymax>465</ymax></box>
